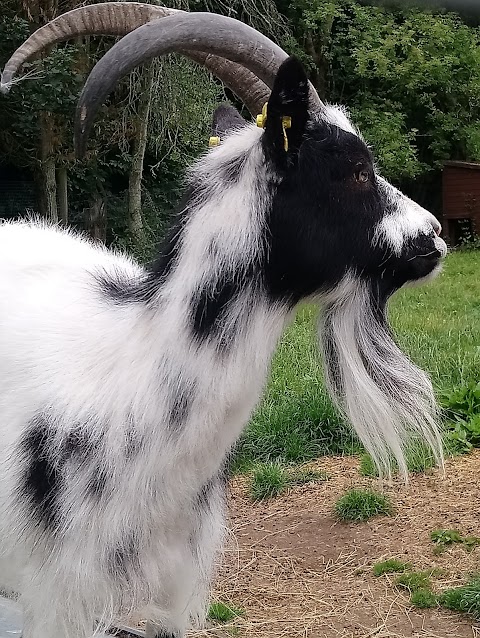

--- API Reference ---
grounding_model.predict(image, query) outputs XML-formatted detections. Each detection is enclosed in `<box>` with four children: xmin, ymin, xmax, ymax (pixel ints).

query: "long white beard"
<box><xmin>318</xmin><ymin>276</ymin><xmax>443</xmax><ymax>478</ymax></box>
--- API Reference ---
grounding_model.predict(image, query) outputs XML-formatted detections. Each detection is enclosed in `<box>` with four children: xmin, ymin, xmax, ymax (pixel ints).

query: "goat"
<box><xmin>0</xmin><ymin>8</ymin><xmax>447</xmax><ymax>638</ymax></box>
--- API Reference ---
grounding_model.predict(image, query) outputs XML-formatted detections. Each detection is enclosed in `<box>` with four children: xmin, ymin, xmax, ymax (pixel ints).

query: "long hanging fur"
<box><xmin>319</xmin><ymin>276</ymin><xmax>443</xmax><ymax>478</ymax></box>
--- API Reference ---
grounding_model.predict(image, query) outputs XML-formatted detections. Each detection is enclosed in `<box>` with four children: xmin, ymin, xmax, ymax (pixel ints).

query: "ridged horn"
<box><xmin>75</xmin><ymin>11</ymin><xmax>322</xmax><ymax>156</ymax></box>
<box><xmin>0</xmin><ymin>2</ymin><xmax>271</xmax><ymax>114</ymax></box>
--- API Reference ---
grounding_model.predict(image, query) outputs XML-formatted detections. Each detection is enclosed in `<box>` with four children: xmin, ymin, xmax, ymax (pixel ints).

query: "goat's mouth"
<box><xmin>381</xmin><ymin>239</ymin><xmax>446</xmax><ymax>293</ymax></box>
<box><xmin>400</xmin><ymin>244</ymin><xmax>445</xmax><ymax>287</ymax></box>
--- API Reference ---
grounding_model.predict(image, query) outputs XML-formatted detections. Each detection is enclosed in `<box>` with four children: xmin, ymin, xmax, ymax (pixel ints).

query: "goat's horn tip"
<box><xmin>0</xmin><ymin>81</ymin><xmax>12</xmax><ymax>95</ymax></box>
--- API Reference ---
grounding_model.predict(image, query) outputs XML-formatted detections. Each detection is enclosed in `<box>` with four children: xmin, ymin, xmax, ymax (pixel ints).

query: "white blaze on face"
<box><xmin>375</xmin><ymin>177</ymin><xmax>447</xmax><ymax>257</ymax></box>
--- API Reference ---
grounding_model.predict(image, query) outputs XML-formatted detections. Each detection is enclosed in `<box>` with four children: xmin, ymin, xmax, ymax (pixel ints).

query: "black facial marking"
<box><xmin>263</xmin><ymin>122</ymin><xmax>387</xmax><ymax>303</ymax></box>
<box><xmin>19</xmin><ymin>415</ymin><xmax>62</xmax><ymax>531</ymax></box>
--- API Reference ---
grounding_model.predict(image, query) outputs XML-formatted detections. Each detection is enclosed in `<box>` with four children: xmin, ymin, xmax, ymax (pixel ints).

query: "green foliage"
<box><xmin>281</xmin><ymin>0</ymin><xmax>480</xmax><ymax>185</ymax></box>
<box><xmin>440</xmin><ymin>578</ymin><xmax>480</xmax><ymax>619</ymax></box>
<box><xmin>250</xmin><ymin>462</ymin><xmax>290</xmax><ymax>501</ymax></box>
<box><xmin>410</xmin><ymin>589</ymin><xmax>438</xmax><ymax>609</ymax></box>
<box><xmin>431</xmin><ymin>529</ymin><xmax>480</xmax><ymax>553</ymax></box>
<box><xmin>431</xmin><ymin>529</ymin><xmax>463</xmax><ymax>546</ymax></box>
<box><xmin>441</xmin><ymin>381</ymin><xmax>480</xmax><ymax>453</ymax></box>
<box><xmin>359</xmin><ymin>453</ymin><xmax>377</xmax><ymax>477</ymax></box>
<box><xmin>334</xmin><ymin>489</ymin><xmax>392</xmax><ymax>522</ymax></box>
<box><xmin>396</xmin><ymin>571</ymin><xmax>434</xmax><ymax>593</ymax></box>
<box><xmin>442</xmin><ymin>382</ymin><xmax>480</xmax><ymax>421</ymax></box>
<box><xmin>249</xmin><ymin>462</ymin><xmax>328</xmax><ymax>501</ymax></box>
<box><xmin>208</xmin><ymin>601</ymin><xmax>244</xmax><ymax>623</ymax></box>
<box><xmin>373</xmin><ymin>559</ymin><xmax>411</xmax><ymax>577</ymax></box>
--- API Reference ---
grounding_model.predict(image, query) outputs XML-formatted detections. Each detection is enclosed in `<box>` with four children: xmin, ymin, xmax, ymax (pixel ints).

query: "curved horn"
<box><xmin>75</xmin><ymin>11</ymin><xmax>322</xmax><ymax>156</ymax></box>
<box><xmin>0</xmin><ymin>2</ymin><xmax>271</xmax><ymax>114</ymax></box>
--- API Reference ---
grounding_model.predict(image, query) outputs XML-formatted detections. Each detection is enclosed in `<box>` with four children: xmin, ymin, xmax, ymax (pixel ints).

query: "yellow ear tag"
<box><xmin>256</xmin><ymin>103</ymin><xmax>292</xmax><ymax>151</ymax></box>
<box><xmin>282</xmin><ymin>115</ymin><xmax>292</xmax><ymax>152</ymax></box>
<box><xmin>256</xmin><ymin>102</ymin><xmax>268</xmax><ymax>128</ymax></box>
<box><xmin>209</xmin><ymin>136</ymin><xmax>220</xmax><ymax>148</ymax></box>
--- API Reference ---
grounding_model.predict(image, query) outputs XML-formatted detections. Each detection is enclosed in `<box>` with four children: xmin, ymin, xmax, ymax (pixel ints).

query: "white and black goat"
<box><xmin>0</xmin><ymin>8</ymin><xmax>447</xmax><ymax>638</ymax></box>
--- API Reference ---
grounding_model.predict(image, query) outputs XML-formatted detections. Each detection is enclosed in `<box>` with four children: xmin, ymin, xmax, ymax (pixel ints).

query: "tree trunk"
<box><xmin>128</xmin><ymin>64</ymin><xmax>154</xmax><ymax>242</ymax></box>
<box><xmin>38</xmin><ymin>110</ymin><xmax>58</xmax><ymax>222</ymax></box>
<box><xmin>56</xmin><ymin>166</ymin><xmax>68</xmax><ymax>224</ymax></box>
<box><xmin>304</xmin><ymin>15</ymin><xmax>335</xmax><ymax>100</ymax></box>
<box><xmin>84</xmin><ymin>193</ymin><xmax>106</xmax><ymax>243</ymax></box>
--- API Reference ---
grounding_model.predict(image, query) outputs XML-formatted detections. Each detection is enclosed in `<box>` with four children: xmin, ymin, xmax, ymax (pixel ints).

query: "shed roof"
<box><xmin>443</xmin><ymin>160</ymin><xmax>480</xmax><ymax>171</ymax></box>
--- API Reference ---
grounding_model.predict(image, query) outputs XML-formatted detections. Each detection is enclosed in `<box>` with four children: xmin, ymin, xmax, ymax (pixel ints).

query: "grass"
<box><xmin>359</xmin><ymin>443</ymin><xmax>436</xmax><ymax>478</ymax></box>
<box><xmin>440</xmin><ymin>578</ymin><xmax>480</xmax><ymax>619</ymax></box>
<box><xmin>334</xmin><ymin>489</ymin><xmax>393</xmax><ymax>522</ymax></box>
<box><xmin>249</xmin><ymin>462</ymin><xmax>328</xmax><ymax>501</ymax></box>
<box><xmin>208</xmin><ymin>601</ymin><xmax>244</xmax><ymax>623</ymax></box>
<box><xmin>250</xmin><ymin>462</ymin><xmax>289</xmax><ymax>501</ymax></box>
<box><xmin>410</xmin><ymin>589</ymin><xmax>438</xmax><ymax>608</ymax></box>
<box><xmin>373</xmin><ymin>559</ymin><xmax>411</xmax><ymax>577</ymax></box>
<box><xmin>395</xmin><ymin>571</ymin><xmax>435</xmax><ymax>593</ymax></box>
<box><xmin>233</xmin><ymin>251</ymin><xmax>480</xmax><ymax>469</ymax></box>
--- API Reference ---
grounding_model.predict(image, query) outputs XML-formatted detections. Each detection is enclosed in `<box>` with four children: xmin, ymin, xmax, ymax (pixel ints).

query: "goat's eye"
<box><xmin>355</xmin><ymin>168</ymin><xmax>370</xmax><ymax>184</ymax></box>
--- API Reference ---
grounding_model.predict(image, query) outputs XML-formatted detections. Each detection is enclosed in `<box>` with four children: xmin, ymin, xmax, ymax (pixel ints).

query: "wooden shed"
<box><xmin>442</xmin><ymin>160</ymin><xmax>480</xmax><ymax>244</ymax></box>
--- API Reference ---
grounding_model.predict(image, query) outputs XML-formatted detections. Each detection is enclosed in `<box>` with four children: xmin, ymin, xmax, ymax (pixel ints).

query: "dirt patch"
<box><xmin>189</xmin><ymin>451</ymin><xmax>480</xmax><ymax>638</ymax></box>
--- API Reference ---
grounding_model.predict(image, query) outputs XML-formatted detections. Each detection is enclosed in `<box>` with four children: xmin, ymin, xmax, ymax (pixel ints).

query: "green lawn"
<box><xmin>234</xmin><ymin>250</ymin><xmax>480</xmax><ymax>469</ymax></box>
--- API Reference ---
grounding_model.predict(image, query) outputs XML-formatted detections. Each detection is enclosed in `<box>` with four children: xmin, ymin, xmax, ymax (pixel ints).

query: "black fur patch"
<box><xmin>190</xmin><ymin>273</ymin><xmax>241</xmax><ymax>347</ymax></box>
<box><xmin>19</xmin><ymin>415</ymin><xmax>62</xmax><ymax>530</ymax></box>
<box><xmin>97</xmin><ymin>192</ymin><xmax>193</xmax><ymax>306</ymax></box>
<box><xmin>108</xmin><ymin>535</ymin><xmax>138</xmax><ymax>578</ymax></box>
<box><xmin>196</xmin><ymin>465</ymin><xmax>228</xmax><ymax>512</ymax></box>
<box><xmin>168</xmin><ymin>378</ymin><xmax>196</xmax><ymax>430</ymax></box>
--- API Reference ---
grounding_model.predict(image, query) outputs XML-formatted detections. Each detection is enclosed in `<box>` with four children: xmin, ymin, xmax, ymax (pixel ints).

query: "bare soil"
<box><xmin>190</xmin><ymin>451</ymin><xmax>480</xmax><ymax>638</ymax></box>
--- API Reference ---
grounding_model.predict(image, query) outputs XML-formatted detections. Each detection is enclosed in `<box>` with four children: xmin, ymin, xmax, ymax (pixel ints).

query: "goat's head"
<box><xmin>1</xmin><ymin>6</ymin><xmax>446</xmax><ymax>476</ymax></box>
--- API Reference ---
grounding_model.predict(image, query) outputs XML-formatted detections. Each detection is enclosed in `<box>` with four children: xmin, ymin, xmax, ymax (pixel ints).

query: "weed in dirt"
<box><xmin>334</xmin><ymin>489</ymin><xmax>392</xmax><ymax>522</ymax></box>
<box><xmin>431</xmin><ymin>528</ymin><xmax>480</xmax><ymax>553</ymax></box>
<box><xmin>411</xmin><ymin>589</ymin><xmax>438</xmax><ymax>608</ymax></box>
<box><xmin>373</xmin><ymin>559</ymin><xmax>411</xmax><ymax>577</ymax></box>
<box><xmin>288</xmin><ymin>468</ymin><xmax>328</xmax><ymax>486</ymax></box>
<box><xmin>250</xmin><ymin>462</ymin><xmax>289</xmax><ymax>500</ymax></box>
<box><xmin>440</xmin><ymin>578</ymin><xmax>480</xmax><ymax>619</ymax></box>
<box><xmin>431</xmin><ymin>529</ymin><xmax>463</xmax><ymax>546</ymax></box>
<box><xmin>249</xmin><ymin>463</ymin><xmax>328</xmax><ymax>501</ymax></box>
<box><xmin>396</xmin><ymin>571</ymin><xmax>434</xmax><ymax>593</ymax></box>
<box><xmin>208</xmin><ymin>601</ymin><xmax>244</xmax><ymax>624</ymax></box>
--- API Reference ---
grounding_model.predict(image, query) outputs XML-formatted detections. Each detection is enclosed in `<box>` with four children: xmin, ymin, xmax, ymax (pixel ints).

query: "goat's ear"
<box><xmin>212</xmin><ymin>104</ymin><xmax>247</xmax><ymax>138</ymax></box>
<box><xmin>263</xmin><ymin>56</ymin><xmax>309</xmax><ymax>164</ymax></box>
